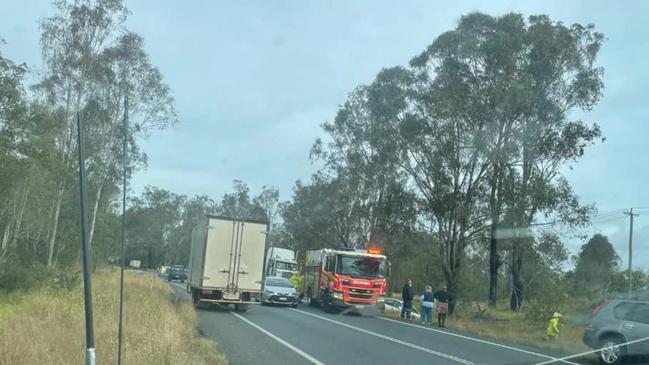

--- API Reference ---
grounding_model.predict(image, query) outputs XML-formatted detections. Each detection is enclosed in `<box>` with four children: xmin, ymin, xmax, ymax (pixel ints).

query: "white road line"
<box><xmin>231</xmin><ymin>312</ymin><xmax>327</xmax><ymax>365</ymax></box>
<box><xmin>290</xmin><ymin>309</ymin><xmax>474</xmax><ymax>365</ymax></box>
<box><xmin>534</xmin><ymin>335</ymin><xmax>649</xmax><ymax>365</ymax></box>
<box><xmin>377</xmin><ymin>316</ymin><xmax>580</xmax><ymax>365</ymax></box>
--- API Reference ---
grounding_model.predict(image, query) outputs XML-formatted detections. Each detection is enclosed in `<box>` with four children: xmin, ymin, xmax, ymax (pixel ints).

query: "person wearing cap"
<box><xmin>546</xmin><ymin>312</ymin><xmax>562</xmax><ymax>339</ymax></box>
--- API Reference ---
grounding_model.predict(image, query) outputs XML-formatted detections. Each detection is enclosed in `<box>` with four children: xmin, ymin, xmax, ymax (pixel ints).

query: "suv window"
<box><xmin>630</xmin><ymin>303</ymin><xmax>649</xmax><ymax>324</ymax></box>
<box><xmin>614</xmin><ymin>302</ymin><xmax>636</xmax><ymax>320</ymax></box>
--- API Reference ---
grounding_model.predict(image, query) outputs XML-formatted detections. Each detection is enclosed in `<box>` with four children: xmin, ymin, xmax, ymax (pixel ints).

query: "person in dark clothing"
<box><xmin>401</xmin><ymin>279</ymin><xmax>414</xmax><ymax>319</ymax></box>
<box><xmin>433</xmin><ymin>285</ymin><xmax>452</xmax><ymax>327</ymax></box>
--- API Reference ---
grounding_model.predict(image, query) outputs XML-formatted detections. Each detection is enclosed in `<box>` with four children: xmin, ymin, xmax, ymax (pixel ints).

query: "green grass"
<box><xmin>0</xmin><ymin>268</ymin><xmax>227</xmax><ymax>365</ymax></box>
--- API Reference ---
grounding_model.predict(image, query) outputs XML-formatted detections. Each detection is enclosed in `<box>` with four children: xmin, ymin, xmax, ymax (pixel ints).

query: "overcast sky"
<box><xmin>2</xmin><ymin>0</ymin><xmax>648</xmax><ymax>269</ymax></box>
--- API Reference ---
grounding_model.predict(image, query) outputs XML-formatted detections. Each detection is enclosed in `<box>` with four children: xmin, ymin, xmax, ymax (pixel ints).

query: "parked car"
<box><xmin>167</xmin><ymin>265</ymin><xmax>187</xmax><ymax>282</ymax></box>
<box><xmin>583</xmin><ymin>299</ymin><xmax>649</xmax><ymax>365</ymax></box>
<box><xmin>261</xmin><ymin>277</ymin><xmax>298</xmax><ymax>307</ymax></box>
<box><xmin>382</xmin><ymin>298</ymin><xmax>421</xmax><ymax>320</ymax></box>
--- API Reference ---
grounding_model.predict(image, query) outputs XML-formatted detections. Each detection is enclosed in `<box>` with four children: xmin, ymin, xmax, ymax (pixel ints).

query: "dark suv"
<box><xmin>583</xmin><ymin>299</ymin><xmax>649</xmax><ymax>364</ymax></box>
<box><xmin>167</xmin><ymin>266</ymin><xmax>187</xmax><ymax>282</ymax></box>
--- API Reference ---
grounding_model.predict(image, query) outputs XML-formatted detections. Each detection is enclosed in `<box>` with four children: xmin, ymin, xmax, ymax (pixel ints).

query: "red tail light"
<box><xmin>592</xmin><ymin>300</ymin><xmax>610</xmax><ymax>317</ymax></box>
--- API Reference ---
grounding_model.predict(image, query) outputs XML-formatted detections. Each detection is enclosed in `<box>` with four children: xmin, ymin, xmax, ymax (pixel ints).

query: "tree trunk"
<box><xmin>1</xmin><ymin>222</ymin><xmax>12</xmax><ymax>252</ymax></box>
<box><xmin>88</xmin><ymin>182</ymin><xmax>105</xmax><ymax>248</ymax></box>
<box><xmin>11</xmin><ymin>180</ymin><xmax>31</xmax><ymax>249</ymax></box>
<box><xmin>510</xmin><ymin>241</ymin><xmax>524</xmax><ymax>311</ymax></box>
<box><xmin>488</xmin><ymin>222</ymin><xmax>499</xmax><ymax>307</ymax></box>
<box><xmin>47</xmin><ymin>184</ymin><xmax>65</xmax><ymax>268</ymax></box>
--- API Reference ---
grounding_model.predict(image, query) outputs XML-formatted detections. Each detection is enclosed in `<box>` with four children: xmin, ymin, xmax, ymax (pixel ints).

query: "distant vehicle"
<box><xmin>265</xmin><ymin>247</ymin><xmax>298</xmax><ymax>279</ymax></box>
<box><xmin>167</xmin><ymin>265</ymin><xmax>187</xmax><ymax>282</ymax></box>
<box><xmin>188</xmin><ymin>216</ymin><xmax>267</xmax><ymax>312</ymax></box>
<box><xmin>382</xmin><ymin>298</ymin><xmax>421</xmax><ymax>320</ymax></box>
<box><xmin>129</xmin><ymin>260</ymin><xmax>141</xmax><ymax>269</ymax></box>
<box><xmin>302</xmin><ymin>247</ymin><xmax>388</xmax><ymax>313</ymax></box>
<box><xmin>159</xmin><ymin>265</ymin><xmax>169</xmax><ymax>278</ymax></box>
<box><xmin>583</xmin><ymin>299</ymin><xmax>649</xmax><ymax>365</ymax></box>
<box><xmin>261</xmin><ymin>277</ymin><xmax>298</xmax><ymax>307</ymax></box>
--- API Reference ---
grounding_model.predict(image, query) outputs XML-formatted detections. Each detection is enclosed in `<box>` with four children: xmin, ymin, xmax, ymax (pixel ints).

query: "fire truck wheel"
<box><xmin>322</xmin><ymin>297</ymin><xmax>338</xmax><ymax>313</ymax></box>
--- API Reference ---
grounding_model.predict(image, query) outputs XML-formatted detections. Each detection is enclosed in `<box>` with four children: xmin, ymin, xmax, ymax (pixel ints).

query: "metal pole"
<box><xmin>626</xmin><ymin>208</ymin><xmax>635</xmax><ymax>298</ymax></box>
<box><xmin>117</xmin><ymin>95</ymin><xmax>128</xmax><ymax>365</ymax></box>
<box><xmin>77</xmin><ymin>113</ymin><xmax>96</xmax><ymax>365</ymax></box>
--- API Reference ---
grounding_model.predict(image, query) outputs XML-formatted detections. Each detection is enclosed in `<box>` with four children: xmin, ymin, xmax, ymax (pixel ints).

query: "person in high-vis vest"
<box><xmin>546</xmin><ymin>312</ymin><xmax>562</xmax><ymax>339</ymax></box>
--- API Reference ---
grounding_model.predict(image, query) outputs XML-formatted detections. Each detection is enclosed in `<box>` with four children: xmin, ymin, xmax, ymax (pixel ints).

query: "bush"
<box><xmin>47</xmin><ymin>267</ymin><xmax>81</xmax><ymax>291</ymax></box>
<box><xmin>0</xmin><ymin>259</ymin><xmax>50</xmax><ymax>292</ymax></box>
<box><xmin>524</xmin><ymin>300</ymin><xmax>560</xmax><ymax>324</ymax></box>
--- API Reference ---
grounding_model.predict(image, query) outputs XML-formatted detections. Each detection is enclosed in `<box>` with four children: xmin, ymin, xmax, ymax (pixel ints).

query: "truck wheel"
<box><xmin>234</xmin><ymin>303</ymin><xmax>248</xmax><ymax>312</ymax></box>
<box><xmin>321</xmin><ymin>295</ymin><xmax>336</xmax><ymax>313</ymax></box>
<box><xmin>191</xmin><ymin>290</ymin><xmax>200</xmax><ymax>309</ymax></box>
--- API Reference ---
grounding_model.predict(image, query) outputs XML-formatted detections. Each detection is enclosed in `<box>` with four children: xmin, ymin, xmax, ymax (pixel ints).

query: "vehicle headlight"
<box><xmin>333</xmin><ymin>292</ymin><xmax>343</xmax><ymax>299</ymax></box>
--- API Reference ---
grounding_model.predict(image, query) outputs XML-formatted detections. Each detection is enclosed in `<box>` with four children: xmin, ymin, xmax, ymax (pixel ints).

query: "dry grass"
<box><xmin>0</xmin><ymin>268</ymin><xmax>227</xmax><ymax>365</ymax></box>
<box><xmin>382</xmin><ymin>301</ymin><xmax>596</xmax><ymax>360</ymax></box>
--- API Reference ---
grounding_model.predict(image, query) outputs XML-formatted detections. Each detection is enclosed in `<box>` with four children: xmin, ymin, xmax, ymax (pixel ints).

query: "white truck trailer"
<box><xmin>188</xmin><ymin>215</ymin><xmax>268</xmax><ymax>311</ymax></box>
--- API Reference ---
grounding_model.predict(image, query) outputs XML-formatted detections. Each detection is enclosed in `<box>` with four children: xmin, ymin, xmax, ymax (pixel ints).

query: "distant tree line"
<box><xmin>3</xmin><ymin>3</ymin><xmax>646</xmax><ymax>312</ymax></box>
<box><xmin>0</xmin><ymin>0</ymin><xmax>175</xmax><ymax>288</ymax></box>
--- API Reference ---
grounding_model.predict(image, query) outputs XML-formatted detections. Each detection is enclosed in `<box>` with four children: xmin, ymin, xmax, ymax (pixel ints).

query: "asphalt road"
<box><xmin>167</xmin><ymin>281</ymin><xmax>591</xmax><ymax>365</ymax></box>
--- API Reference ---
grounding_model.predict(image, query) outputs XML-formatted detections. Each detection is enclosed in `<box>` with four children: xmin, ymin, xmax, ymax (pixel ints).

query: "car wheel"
<box><xmin>599</xmin><ymin>336</ymin><xmax>626</xmax><ymax>365</ymax></box>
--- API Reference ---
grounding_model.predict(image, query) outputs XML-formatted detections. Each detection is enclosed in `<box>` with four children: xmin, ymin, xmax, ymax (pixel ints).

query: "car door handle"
<box><xmin>624</xmin><ymin>323</ymin><xmax>635</xmax><ymax>329</ymax></box>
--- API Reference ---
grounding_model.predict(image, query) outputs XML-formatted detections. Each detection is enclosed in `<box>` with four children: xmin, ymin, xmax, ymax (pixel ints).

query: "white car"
<box><xmin>261</xmin><ymin>277</ymin><xmax>299</xmax><ymax>307</ymax></box>
<box><xmin>382</xmin><ymin>298</ymin><xmax>421</xmax><ymax>320</ymax></box>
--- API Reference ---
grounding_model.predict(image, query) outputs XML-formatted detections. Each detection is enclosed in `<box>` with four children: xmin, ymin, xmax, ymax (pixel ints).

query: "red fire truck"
<box><xmin>302</xmin><ymin>247</ymin><xmax>388</xmax><ymax>313</ymax></box>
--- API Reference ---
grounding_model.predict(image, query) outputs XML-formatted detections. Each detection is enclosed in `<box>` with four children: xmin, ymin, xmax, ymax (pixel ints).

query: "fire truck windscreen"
<box><xmin>336</xmin><ymin>255</ymin><xmax>386</xmax><ymax>278</ymax></box>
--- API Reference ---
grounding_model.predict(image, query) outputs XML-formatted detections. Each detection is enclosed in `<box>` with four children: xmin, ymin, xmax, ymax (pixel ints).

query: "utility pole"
<box><xmin>624</xmin><ymin>208</ymin><xmax>639</xmax><ymax>298</ymax></box>
<box><xmin>76</xmin><ymin>113</ymin><xmax>95</xmax><ymax>365</ymax></box>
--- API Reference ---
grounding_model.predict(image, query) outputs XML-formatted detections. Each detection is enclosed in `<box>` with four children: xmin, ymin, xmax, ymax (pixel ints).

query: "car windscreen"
<box><xmin>336</xmin><ymin>255</ymin><xmax>386</xmax><ymax>278</ymax></box>
<box><xmin>265</xmin><ymin>278</ymin><xmax>293</xmax><ymax>288</ymax></box>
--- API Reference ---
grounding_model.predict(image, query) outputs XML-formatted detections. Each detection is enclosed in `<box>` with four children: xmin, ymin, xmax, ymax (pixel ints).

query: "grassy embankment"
<box><xmin>383</xmin><ymin>297</ymin><xmax>596</xmax><ymax>360</ymax></box>
<box><xmin>0</xmin><ymin>268</ymin><xmax>227</xmax><ymax>365</ymax></box>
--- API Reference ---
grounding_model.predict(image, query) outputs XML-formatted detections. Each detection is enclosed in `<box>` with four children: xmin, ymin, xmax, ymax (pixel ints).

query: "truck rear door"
<box><xmin>202</xmin><ymin>218</ymin><xmax>266</xmax><ymax>292</ymax></box>
<box><xmin>203</xmin><ymin>218</ymin><xmax>236</xmax><ymax>289</ymax></box>
<box><xmin>234</xmin><ymin>221</ymin><xmax>266</xmax><ymax>291</ymax></box>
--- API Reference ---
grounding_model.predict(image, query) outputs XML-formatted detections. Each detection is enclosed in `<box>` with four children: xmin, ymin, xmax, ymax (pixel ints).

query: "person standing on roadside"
<box><xmin>433</xmin><ymin>285</ymin><xmax>451</xmax><ymax>327</ymax></box>
<box><xmin>401</xmin><ymin>279</ymin><xmax>414</xmax><ymax>320</ymax></box>
<box><xmin>546</xmin><ymin>312</ymin><xmax>562</xmax><ymax>340</ymax></box>
<box><xmin>420</xmin><ymin>285</ymin><xmax>435</xmax><ymax>326</ymax></box>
